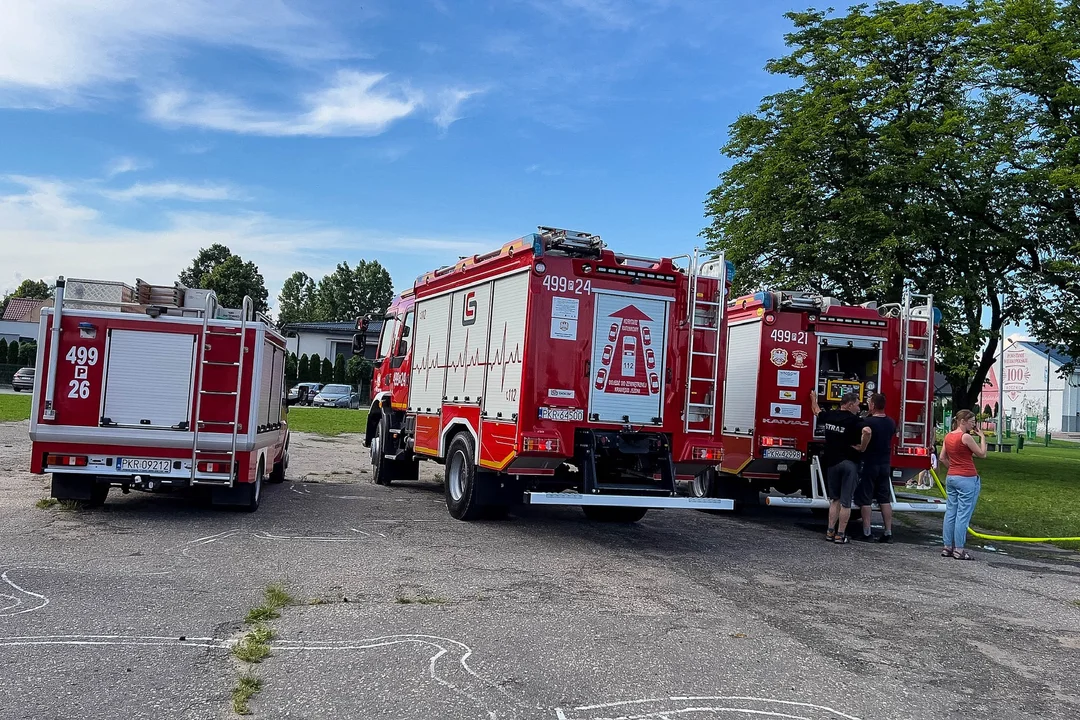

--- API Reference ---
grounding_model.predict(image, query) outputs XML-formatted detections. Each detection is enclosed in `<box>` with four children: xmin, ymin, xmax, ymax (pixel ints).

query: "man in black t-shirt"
<box><xmin>810</xmin><ymin>390</ymin><xmax>871</xmax><ymax>544</ymax></box>
<box><xmin>855</xmin><ymin>393</ymin><xmax>897</xmax><ymax>542</ymax></box>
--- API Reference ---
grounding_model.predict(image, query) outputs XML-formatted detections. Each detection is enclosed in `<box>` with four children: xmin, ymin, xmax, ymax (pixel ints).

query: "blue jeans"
<box><xmin>943</xmin><ymin>474</ymin><xmax>981</xmax><ymax>550</ymax></box>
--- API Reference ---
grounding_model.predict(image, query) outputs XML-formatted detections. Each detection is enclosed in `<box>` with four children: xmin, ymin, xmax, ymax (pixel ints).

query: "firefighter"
<box><xmin>854</xmin><ymin>393</ymin><xmax>897</xmax><ymax>542</ymax></box>
<box><xmin>810</xmin><ymin>390</ymin><xmax>871</xmax><ymax>544</ymax></box>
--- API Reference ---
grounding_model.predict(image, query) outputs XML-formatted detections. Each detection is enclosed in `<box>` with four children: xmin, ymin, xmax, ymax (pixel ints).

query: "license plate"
<box><xmin>762</xmin><ymin>448</ymin><xmax>803</xmax><ymax>460</ymax></box>
<box><xmin>118</xmin><ymin>458</ymin><xmax>173</xmax><ymax>474</ymax></box>
<box><xmin>538</xmin><ymin>407</ymin><xmax>585</xmax><ymax>422</ymax></box>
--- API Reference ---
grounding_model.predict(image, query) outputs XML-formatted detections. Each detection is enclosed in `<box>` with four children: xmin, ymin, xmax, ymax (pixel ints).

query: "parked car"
<box><xmin>286</xmin><ymin>382</ymin><xmax>323</xmax><ymax>406</ymax></box>
<box><xmin>312</xmin><ymin>384</ymin><xmax>361</xmax><ymax>409</ymax></box>
<box><xmin>11</xmin><ymin>367</ymin><xmax>35</xmax><ymax>392</ymax></box>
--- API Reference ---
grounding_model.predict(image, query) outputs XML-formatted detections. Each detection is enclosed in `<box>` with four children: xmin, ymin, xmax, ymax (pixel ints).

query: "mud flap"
<box><xmin>51</xmin><ymin>473</ymin><xmax>97</xmax><ymax>501</ymax></box>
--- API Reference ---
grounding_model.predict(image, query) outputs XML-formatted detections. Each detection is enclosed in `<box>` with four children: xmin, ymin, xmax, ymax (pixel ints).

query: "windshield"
<box><xmin>322</xmin><ymin>384</ymin><xmax>351</xmax><ymax>394</ymax></box>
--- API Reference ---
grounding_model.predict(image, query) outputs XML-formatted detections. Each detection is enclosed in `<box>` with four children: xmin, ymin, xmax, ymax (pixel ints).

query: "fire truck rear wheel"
<box><xmin>243</xmin><ymin>461</ymin><xmax>263</xmax><ymax>512</ymax></box>
<box><xmin>581</xmin><ymin>506</ymin><xmax>648</xmax><ymax>523</ymax></box>
<box><xmin>444</xmin><ymin>432</ymin><xmax>492</xmax><ymax>521</ymax></box>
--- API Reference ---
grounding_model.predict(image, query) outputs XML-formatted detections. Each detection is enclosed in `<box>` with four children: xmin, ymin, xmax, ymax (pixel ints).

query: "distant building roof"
<box><xmin>1015</xmin><ymin>341</ymin><xmax>1074</xmax><ymax>368</ymax></box>
<box><xmin>280</xmin><ymin>320</ymin><xmax>384</xmax><ymax>337</ymax></box>
<box><xmin>2</xmin><ymin>298</ymin><xmax>48</xmax><ymax>321</ymax></box>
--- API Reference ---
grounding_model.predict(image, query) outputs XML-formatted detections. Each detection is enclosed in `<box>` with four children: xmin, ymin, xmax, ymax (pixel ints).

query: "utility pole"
<box><xmin>997</xmin><ymin>296</ymin><xmax>1005</xmax><ymax>451</ymax></box>
<box><xmin>1045</xmin><ymin>346</ymin><xmax>1052</xmax><ymax>446</ymax></box>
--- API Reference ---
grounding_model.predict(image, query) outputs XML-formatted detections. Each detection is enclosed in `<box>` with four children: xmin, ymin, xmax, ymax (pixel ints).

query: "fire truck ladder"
<box><xmin>898</xmin><ymin>290</ymin><xmax>935</xmax><ymax>451</ymax></box>
<box><xmin>683</xmin><ymin>249</ymin><xmax>727</xmax><ymax>434</ymax></box>
<box><xmin>191</xmin><ymin>294</ymin><xmax>254</xmax><ymax>487</ymax></box>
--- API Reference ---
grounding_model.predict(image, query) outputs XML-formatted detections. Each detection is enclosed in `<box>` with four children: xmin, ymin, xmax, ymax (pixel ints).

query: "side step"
<box><xmin>763</xmin><ymin>495</ymin><xmax>945</xmax><ymax>513</ymax></box>
<box><xmin>525</xmin><ymin>492</ymin><xmax>734</xmax><ymax>511</ymax></box>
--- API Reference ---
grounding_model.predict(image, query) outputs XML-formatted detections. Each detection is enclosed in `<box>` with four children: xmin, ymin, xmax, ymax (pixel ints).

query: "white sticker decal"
<box><xmin>769</xmin><ymin>403</ymin><xmax>802</xmax><ymax>418</ymax></box>
<box><xmin>548</xmin><ymin>388</ymin><xmax>575</xmax><ymax>399</ymax></box>
<box><xmin>552</xmin><ymin>296</ymin><xmax>580</xmax><ymax>320</ymax></box>
<box><xmin>779</xmin><ymin>390</ymin><xmax>796</xmax><ymax>400</ymax></box>
<box><xmin>550</xmin><ymin>317</ymin><xmax>578</xmax><ymax>340</ymax></box>
<box><xmin>777</xmin><ymin>370</ymin><xmax>800</xmax><ymax>388</ymax></box>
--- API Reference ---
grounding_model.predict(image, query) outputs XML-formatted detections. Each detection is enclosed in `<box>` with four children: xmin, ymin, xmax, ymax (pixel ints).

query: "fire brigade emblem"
<box><xmin>791</xmin><ymin>350</ymin><xmax>808</xmax><ymax>369</ymax></box>
<box><xmin>770</xmin><ymin>348</ymin><xmax>789</xmax><ymax>367</ymax></box>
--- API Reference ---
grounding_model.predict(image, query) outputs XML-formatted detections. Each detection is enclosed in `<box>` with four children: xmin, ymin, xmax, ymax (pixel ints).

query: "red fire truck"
<box><xmin>357</xmin><ymin>227</ymin><xmax>735</xmax><ymax>521</ymax></box>
<box><xmin>28</xmin><ymin>277</ymin><xmax>290</xmax><ymax>511</ymax></box>
<box><xmin>701</xmin><ymin>289</ymin><xmax>944</xmax><ymax>513</ymax></box>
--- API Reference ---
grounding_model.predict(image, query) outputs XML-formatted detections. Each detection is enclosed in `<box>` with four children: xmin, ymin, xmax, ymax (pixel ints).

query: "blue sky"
<box><xmin>1</xmin><ymin>0</ymin><xmax>842</xmax><ymax>314</ymax></box>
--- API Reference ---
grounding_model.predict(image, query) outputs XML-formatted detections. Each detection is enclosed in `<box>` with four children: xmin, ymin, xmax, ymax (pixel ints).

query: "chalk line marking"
<box><xmin>0</xmin><ymin>634</ymin><xmax>231</xmax><ymax>649</ymax></box>
<box><xmin>253</xmin><ymin>531</ymin><xmax>364</xmax><ymax>543</ymax></box>
<box><xmin>0</xmin><ymin>570</ymin><xmax>50</xmax><ymax>617</ymax></box>
<box><xmin>555</xmin><ymin>696</ymin><xmax>863</xmax><ymax>720</ymax></box>
<box><xmin>350</xmin><ymin>528</ymin><xmax>387</xmax><ymax>538</ymax></box>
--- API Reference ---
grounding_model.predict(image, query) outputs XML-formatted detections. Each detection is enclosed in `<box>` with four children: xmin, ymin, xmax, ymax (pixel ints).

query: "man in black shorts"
<box><xmin>810</xmin><ymin>390</ymin><xmax>871</xmax><ymax>544</ymax></box>
<box><xmin>855</xmin><ymin>393</ymin><xmax>897</xmax><ymax>542</ymax></box>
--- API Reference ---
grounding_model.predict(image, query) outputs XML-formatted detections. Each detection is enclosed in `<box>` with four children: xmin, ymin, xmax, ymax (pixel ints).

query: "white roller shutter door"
<box><xmin>103</xmin><ymin>330</ymin><xmax>196</xmax><ymax>428</ymax></box>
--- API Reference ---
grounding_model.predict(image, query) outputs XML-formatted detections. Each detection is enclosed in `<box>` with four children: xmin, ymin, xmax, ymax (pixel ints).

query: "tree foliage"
<box><xmin>18</xmin><ymin>342</ymin><xmax>36</xmax><ymax>366</ymax></box>
<box><xmin>285</xmin><ymin>352</ymin><xmax>298</xmax><ymax>390</ymax></box>
<box><xmin>7</xmin><ymin>341</ymin><xmax>18</xmax><ymax>365</ymax></box>
<box><xmin>309</xmin><ymin>354</ymin><xmax>321</xmax><ymax>383</ymax></box>
<box><xmin>347</xmin><ymin>354</ymin><xmax>374</xmax><ymax>392</ymax></box>
<box><xmin>276</xmin><ymin>272</ymin><xmax>318</xmax><ymax>327</ymax></box>
<box><xmin>298</xmin><ymin>353</ymin><xmax>311</xmax><ymax>383</ymax></box>
<box><xmin>0</xmin><ymin>339</ymin><xmax>7</xmax><ymax>364</ymax></box>
<box><xmin>333</xmin><ymin>353</ymin><xmax>347</xmax><ymax>384</ymax></box>
<box><xmin>320</xmin><ymin>357</ymin><xmax>334</xmax><ymax>385</ymax></box>
<box><xmin>703</xmin><ymin>0</ymin><xmax>1080</xmax><ymax>409</ymax></box>
<box><xmin>179</xmin><ymin>244</ymin><xmax>269</xmax><ymax>313</ymax></box>
<box><xmin>1</xmin><ymin>278</ymin><xmax>52</xmax><ymax>317</ymax></box>
<box><xmin>276</xmin><ymin>261</ymin><xmax>394</xmax><ymax>326</ymax></box>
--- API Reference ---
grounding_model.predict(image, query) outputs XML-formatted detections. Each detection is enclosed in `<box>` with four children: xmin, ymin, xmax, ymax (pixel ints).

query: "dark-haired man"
<box><xmin>810</xmin><ymin>390</ymin><xmax>871</xmax><ymax>544</ymax></box>
<box><xmin>855</xmin><ymin>393</ymin><xmax>897</xmax><ymax>542</ymax></box>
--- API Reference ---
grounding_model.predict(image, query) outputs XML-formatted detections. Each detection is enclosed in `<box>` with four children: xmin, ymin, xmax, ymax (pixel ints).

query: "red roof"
<box><xmin>2</xmin><ymin>297</ymin><xmax>48</xmax><ymax>321</ymax></box>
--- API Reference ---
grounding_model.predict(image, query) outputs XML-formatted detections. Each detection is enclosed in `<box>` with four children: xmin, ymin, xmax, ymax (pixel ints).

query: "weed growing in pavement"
<box><xmin>232</xmin><ymin>671</ymin><xmax>263</xmax><ymax>715</ymax></box>
<box><xmin>1072</xmin><ymin>600</ymin><xmax>1080</xmax><ymax>608</ymax></box>
<box><xmin>57</xmin><ymin>500</ymin><xmax>81</xmax><ymax>512</ymax></box>
<box><xmin>245</xmin><ymin>583</ymin><xmax>295</xmax><ymax>624</ymax></box>
<box><xmin>35</xmin><ymin>498</ymin><xmax>58</xmax><ymax>509</ymax></box>
<box><xmin>232</xmin><ymin>625</ymin><xmax>274</xmax><ymax>663</ymax></box>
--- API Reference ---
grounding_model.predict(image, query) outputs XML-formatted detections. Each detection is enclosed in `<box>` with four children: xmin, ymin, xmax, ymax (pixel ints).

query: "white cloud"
<box><xmin>0</xmin><ymin>0</ymin><xmax>351</xmax><ymax>105</ymax></box>
<box><xmin>104</xmin><ymin>156</ymin><xmax>151</xmax><ymax>177</ymax></box>
<box><xmin>432</xmin><ymin>88</ymin><xmax>484</xmax><ymax>132</ymax></box>
<box><xmin>147</xmin><ymin>71</ymin><xmax>422</xmax><ymax>137</ymax></box>
<box><xmin>102</xmin><ymin>181</ymin><xmax>244</xmax><ymax>202</ymax></box>
<box><xmin>0</xmin><ymin>175</ymin><xmax>494</xmax><ymax>306</ymax></box>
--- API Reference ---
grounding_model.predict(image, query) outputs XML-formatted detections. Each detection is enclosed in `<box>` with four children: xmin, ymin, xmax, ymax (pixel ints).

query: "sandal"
<box><xmin>952</xmin><ymin>549</ymin><xmax>975</xmax><ymax>560</ymax></box>
<box><xmin>834</xmin><ymin>533</ymin><xmax>850</xmax><ymax>544</ymax></box>
<box><xmin>941</xmin><ymin>547</ymin><xmax>954</xmax><ymax>557</ymax></box>
<box><xmin>826</xmin><ymin>528</ymin><xmax>837</xmax><ymax>542</ymax></box>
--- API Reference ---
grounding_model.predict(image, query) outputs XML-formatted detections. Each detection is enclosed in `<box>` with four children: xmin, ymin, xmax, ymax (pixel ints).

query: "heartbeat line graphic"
<box><xmin>411</xmin><ymin>322</ymin><xmax>523</xmax><ymax>388</ymax></box>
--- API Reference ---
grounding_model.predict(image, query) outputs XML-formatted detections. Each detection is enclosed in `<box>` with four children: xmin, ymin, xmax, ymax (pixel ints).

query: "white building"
<box><xmin>279</xmin><ymin>320</ymin><xmax>383</xmax><ymax>363</ymax></box>
<box><xmin>981</xmin><ymin>335</ymin><xmax>1080</xmax><ymax>434</ymax></box>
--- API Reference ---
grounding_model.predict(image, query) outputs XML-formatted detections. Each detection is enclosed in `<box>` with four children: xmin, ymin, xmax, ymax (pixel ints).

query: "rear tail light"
<box><xmin>46</xmin><ymin>454</ymin><xmax>88</xmax><ymax>467</ymax></box>
<box><xmin>759</xmin><ymin>436</ymin><xmax>796</xmax><ymax>448</ymax></box>
<box><xmin>896</xmin><ymin>447</ymin><xmax>929</xmax><ymax>457</ymax></box>
<box><xmin>522</xmin><ymin>436</ymin><xmax>561</xmax><ymax>453</ymax></box>
<box><xmin>197</xmin><ymin>461</ymin><xmax>230</xmax><ymax>473</ymax></box>
<box><xmin>692</xmin><ymin>446</ymin><xmax>721</xmax><ymax>461</ymax></box>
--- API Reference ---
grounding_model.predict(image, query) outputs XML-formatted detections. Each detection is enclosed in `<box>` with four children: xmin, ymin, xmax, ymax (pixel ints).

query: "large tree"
<box><xmin>311</xmin><ymin>260</ymin><xmax>394</xmax><ymax>322</ymax></box>
<box><xmin>703</xmin><ymin>0</ymin><xmax>1080</xmax><ymax>409</ymax></box>
<box><xmin>276</xmin><ymin>271</ymin><xmax>318</xmax><ymax>327</ymax></box>
<box><xmin>1</xmin><ymin>278</ymin><xmax>52</xmax><ymax>317</ymax></box>
<box><xmin>179</xmin><ymin>244</ymin><xmax>269</xmax><ymax>313</ymax></box>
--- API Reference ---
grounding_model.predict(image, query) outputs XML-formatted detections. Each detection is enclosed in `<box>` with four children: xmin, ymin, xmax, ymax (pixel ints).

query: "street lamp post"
<box><xmin>1045</xmin><ymin>346</ymin><xmax>1052</xmax><ymax>446</ymax></box>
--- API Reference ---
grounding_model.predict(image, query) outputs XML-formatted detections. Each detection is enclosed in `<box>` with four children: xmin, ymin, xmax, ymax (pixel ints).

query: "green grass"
<box><xmin>231</xmin><ymin>671</ymin><xmax>263</xmax><ymax>715</ymax></box>
<box><xmin>35</xmin><ymin>498</ymin><xmax>58</xmax><ymax>509</ymax></box>
<box><xmin>286</xmin><ymin>407</ymin><xmax>368</xmax><ymax>436</ymax></box>
<box><xmin>0</xmin><ymin>394</ymin><xmax>31</xmax><ymax>422</ymax></box>
<box><xmin>936</xmin><ymin>443</ymin><xmax>1080</xmax><ymax>548</ymax></box>
<box><xmin>232</xmin><ymin>624</ymin><xmax>274</xmax><ymax>663</ymax></box>
<box><xmin>245</xmin><ymin>583</ymin><xmax>294</xmax><ymax>624</ymax></box>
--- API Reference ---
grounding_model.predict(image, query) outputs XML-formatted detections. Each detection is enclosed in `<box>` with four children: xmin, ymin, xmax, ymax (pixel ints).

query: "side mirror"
<box><xmin>352</xmin><ymin>333</ymin><xmax>365</xmax><ymax>355</ymax></box>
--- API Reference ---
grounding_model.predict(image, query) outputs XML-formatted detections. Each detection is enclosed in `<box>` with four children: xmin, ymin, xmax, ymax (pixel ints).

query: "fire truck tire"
<box><xmin>581</xmin><ymin>506</ymin><xmax>648</xmax><ymax>523</ymax></box>
<box><xmin>243</xmin><ymin>462</ymin><xmax>263</xmax><ymax>512</ymax></box>
<box><xmin>444</xmin><ymin>432</ymin><xmax>493</xmax><ymax>521</ymax></box>
<box><xmin>371</xmin><ymin>416</ymin><xmax>397</xmax><ymax>486</ymax></box>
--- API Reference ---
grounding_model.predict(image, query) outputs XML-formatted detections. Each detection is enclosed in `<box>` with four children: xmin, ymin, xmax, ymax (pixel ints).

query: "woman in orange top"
<box><xmin>938</xmin><ymin>409</ymin><xmax>988</xmax><ymax>560</ymax></box>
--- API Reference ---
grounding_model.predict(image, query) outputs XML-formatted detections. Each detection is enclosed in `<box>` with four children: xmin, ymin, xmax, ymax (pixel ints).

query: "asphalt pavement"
<box><xmin>1</xmin><ymin>421</ymin><xmax>1078</xmax><ymax>720</ymax></box>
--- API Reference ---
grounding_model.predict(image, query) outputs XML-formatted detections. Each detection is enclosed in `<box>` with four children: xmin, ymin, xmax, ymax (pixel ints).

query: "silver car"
<box><xmin>311</xmin><ymin>384</ymin><xmax>361</xmax><ymax>409</ymax></box>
